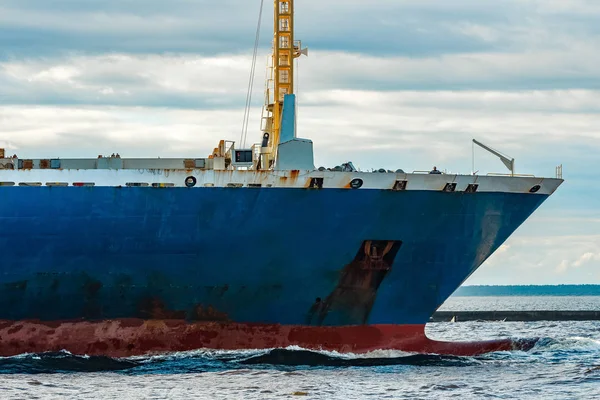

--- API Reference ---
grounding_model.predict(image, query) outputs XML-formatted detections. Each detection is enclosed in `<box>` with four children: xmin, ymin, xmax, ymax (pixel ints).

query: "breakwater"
<box><xmin>430</xmin><ymin>310</ymin><xmax>600</xmax><ymax>322</ymax></box>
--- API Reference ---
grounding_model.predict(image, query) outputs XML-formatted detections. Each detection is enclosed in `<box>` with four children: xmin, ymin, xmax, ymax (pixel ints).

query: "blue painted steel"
<box><xmin>279</xmin><ymin>94</ymin><xmax>296</xmax><ymax>143</ymax></box>
<box><xmin>0</xmin><ymin>187</ymin><xmax>548</xmax><ymax>325</ymax></box>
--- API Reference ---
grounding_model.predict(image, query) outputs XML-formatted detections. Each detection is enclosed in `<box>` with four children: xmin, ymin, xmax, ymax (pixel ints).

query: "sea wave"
<box><xmin>0</xmin><ymin>335</ymin><xmax>597</xmax><ymax>374</ymax></box>
<box><xmin>0</xmin><ymin>350</ymin><xmax>138</xmax><ymax>374</ymax></box>
<box><xmin>531</xmin><ymin>336</ymin><xmax>600</xmax><ymax>352</ymax></box>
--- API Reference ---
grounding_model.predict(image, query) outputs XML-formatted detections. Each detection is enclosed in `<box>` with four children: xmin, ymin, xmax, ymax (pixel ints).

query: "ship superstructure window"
<box><xmin>235</xmin><ymin>150</ymin><xmax>253</xmax><ymax>163</ymax></box>
<box><xmin>18</xmin><ymin>182</ymin><xmax>41</xmax><ymax>186</ymax></box>
<box><xmin>279</xmin><ymin>54</ymin><xmax>289</xmax><ymax>66</ymax></box>
<box><xmin>20</xmin><ymin>160</ymin><xmax>34</xmax><ymax>169</ymax></box>
<box><xmin>73</xmin><ymin>182</ymin><xmax>95</xmax><ymax>187</ymax></box>
<box><xmin>0</xmin><ymin>182</ymin><xmax>15</xmax><ymax>186</ymax></box>
<box><xmin>126</xmin><ymin>182</ymin><xmax>149</xmax><ymax>187</ymax></box>
<box><xmin>46</xmin><ymin>182</ymin><xmax>68</xmax><ymax>187</ymax></box>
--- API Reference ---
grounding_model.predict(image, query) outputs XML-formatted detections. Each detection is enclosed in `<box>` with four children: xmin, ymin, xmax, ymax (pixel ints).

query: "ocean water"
<box><xmin>439</xmin><ymin>295</ymin><xmax>600</xmax><ymax>312</ymax></box>
<box><xmin>1</xmin><ymin>296</ymin><xmax>599</xmax><ymax>399</ymax></box>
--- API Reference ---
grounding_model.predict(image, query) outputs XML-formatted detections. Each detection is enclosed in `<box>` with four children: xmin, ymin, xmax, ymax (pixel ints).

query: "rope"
<box><xmin>240</xmin><ymin>0</ymin><xmax>265</xmax><ymax>148</ymax></box>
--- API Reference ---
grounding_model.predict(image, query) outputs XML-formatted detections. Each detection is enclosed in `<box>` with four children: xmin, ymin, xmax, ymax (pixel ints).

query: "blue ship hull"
<box><xmin>0</xmin><ymin>186</ymin><xmax>548</xmax><ymax>356</ymax></box>
<box><xmin>1</xmin><ymin>186</ymin><xmax>546</xmax><ymax>322</ymax></box>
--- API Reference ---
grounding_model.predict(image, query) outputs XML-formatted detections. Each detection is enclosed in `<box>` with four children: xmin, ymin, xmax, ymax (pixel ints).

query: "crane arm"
<box><xmin>473</xmin><ymin>139</ymin><xmax>515</xmax><ymax>175</ymax></box>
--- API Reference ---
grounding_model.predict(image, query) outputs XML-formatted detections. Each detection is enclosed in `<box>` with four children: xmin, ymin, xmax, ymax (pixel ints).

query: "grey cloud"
<box><xmin>3</xmin><ymin>45</ymin><xmax>600</xmax><ymax>111</ymax></box>
<box><xmin>4</xmin><ymin>0</ymin><xmax>599</xmax><ymax>59</ymax></box>
<box><xmin>0</xmin><ymin>55</ymin><xmax>254</xmax><ymax>108</ymax></box>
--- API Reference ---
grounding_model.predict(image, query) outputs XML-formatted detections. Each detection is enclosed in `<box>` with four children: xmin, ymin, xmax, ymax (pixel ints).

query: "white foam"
<box><xmin>533</xmin><ymin>336</ymin><xmax>600</xmax><ymax>352</ymax></box>
<box><xmin>124</xmin><ymin>347</ymin><xmax>272</xmax><ymax>362</ymax></box>
<box><xmin>279</xmin><ymin>345</ymin><xmax>416</xmax><ymax>359</ymax></box>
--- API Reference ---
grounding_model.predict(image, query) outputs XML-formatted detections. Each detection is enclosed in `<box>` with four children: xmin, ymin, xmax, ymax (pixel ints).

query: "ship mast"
<box><xmin>261</xmin><ymin>0</ymin><xmax>305</xmax><ymax>169</ymax></box>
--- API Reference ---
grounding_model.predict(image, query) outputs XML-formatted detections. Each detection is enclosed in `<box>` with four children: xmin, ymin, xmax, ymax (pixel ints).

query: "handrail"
<box><xmin>486</xmin><ymin>173</ymin><xmax>535</xmax><ymax>177</ymax></box>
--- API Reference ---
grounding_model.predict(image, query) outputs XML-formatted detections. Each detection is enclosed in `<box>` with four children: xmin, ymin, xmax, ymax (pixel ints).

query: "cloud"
<box><xmin>556</xmin><ymin>250</ymin><xmax>600</xmax><ymax>273</ymax></box>
<box><xmin>1</xmin><ymin>0</ymin><xmax>599</xmax><ymax>59</ymax></box>
<box><xmin>0</xmin><ymin>54</ymin><xmax>255</xmax><ymax>108</ymax></box>
<box><xmin>303</xmin><ymin>47</ymin><xmax>600</xmax><ymax>91</ymax></box>
<box><xmin>2</xmin><ymin>85</ymin><xmax>597</xmax><ymax>173</ymax></box>
<box><xmin>3</xmin><ymin>47</ymin><xmax>600</xmax><ymax>114</ymax></box>
<box><xmin>0</xmin><ymin>106</ymin><xmax>244</xmax><ymax>158</ymax></box>
<box><xmin>571</xmin><ymin>252</ymin><xmax>600</xmax><ymax>268</ymax></box>
<box><xmin>466</xmin><ymin>233</ymin><xmax>600</xmax><ymax>285</ymax></box>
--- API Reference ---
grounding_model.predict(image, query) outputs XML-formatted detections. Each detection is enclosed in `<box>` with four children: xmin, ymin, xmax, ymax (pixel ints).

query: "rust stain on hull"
<box><xmin>0</xmin><ymin>319</ymin><xmax>532</xmax><ymax>357</ymax></box>
<box><xmin>308</xmin><ymin>240</ymin><xmax>403</xmax><ymax>326</ymax></box>
<box><xmin>138</xmin><ymin>297</ymin><xmax>230</xmax><ymax>321</ymax></box>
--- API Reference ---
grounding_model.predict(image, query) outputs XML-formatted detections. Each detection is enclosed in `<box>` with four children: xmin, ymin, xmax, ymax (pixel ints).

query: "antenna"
<box><xmin>472</xmin><ymin>139</ymin><xmax>515</xmax><ymax>176</ymax></box>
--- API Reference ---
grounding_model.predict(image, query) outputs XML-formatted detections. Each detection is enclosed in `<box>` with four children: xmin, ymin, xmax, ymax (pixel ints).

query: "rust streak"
<box><xmin>137</xmin><ymin>297</ymin><xmax>229</xmax><ymax>322</ymax></box>
<box><xmin>307</xmin><ymin>240</ymin><xmax>403</xmax><ymax>326</ymax></box>
<box><xmin>191</xmin><ymin>305</ymin><xmax>230</xmax><ymax>322</ymax></box>
<box><xmin>289</xmin><ymin>169</ymin><xmax>300</xmax><ymax>185</ymax></box>
<box><xmin>138</xmin><ymin>297</ymin><xmax>186</xmax><ymax>320</ymax></box>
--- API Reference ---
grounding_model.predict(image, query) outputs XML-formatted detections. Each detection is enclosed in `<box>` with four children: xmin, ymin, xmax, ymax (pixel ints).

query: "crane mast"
<box><xmin>260</xmin><ymin>0</ymin><xmax>304</xmax><ymax>169</ymax></box>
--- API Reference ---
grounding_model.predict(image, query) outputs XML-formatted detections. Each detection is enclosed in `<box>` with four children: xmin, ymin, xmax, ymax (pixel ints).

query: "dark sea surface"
<box><xmin>1</xmin><ymin>296</ymin><xmax>599</xmax><ymax>399</ymax></box>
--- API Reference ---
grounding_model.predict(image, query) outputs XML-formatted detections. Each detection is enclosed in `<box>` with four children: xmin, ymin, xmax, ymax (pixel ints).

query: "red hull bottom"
<box><xmin>0</xmin><ymin>319</ymin><xmax>534</xmax><ymax>358</ymax></box>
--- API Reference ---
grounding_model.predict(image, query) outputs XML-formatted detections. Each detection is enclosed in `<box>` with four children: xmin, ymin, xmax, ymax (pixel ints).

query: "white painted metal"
<box><xmin>275</xmin><ymin>139</ymin><xmax>315</xmax><ymax>170</ymax></box>
<box><xmin>0</xmin><ymin>168</ymin><xmax>563</xmax><ymax>196</ymax></box>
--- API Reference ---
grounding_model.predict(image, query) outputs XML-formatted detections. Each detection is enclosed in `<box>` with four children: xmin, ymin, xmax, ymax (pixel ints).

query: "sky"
<box><xmin>0</xmin><ymin>0</ymin><xmax>598</xmax><ymax>284</ymax></box>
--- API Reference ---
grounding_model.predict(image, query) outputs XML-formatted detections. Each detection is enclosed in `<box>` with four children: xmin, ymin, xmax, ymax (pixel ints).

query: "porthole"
<box><xmin>529</xmin><ymin>184</ymin><xmax>541</xmax><ymax>193</ymax></box>
<box><xmin>185</xmin><ymin>176</ymin><xmax>197</xmax><ymax>188</ymax></box>
<box><xmin>350</xmin><ymin>178</ymin><xmax>363</xmax><ymax>189</ymax></box>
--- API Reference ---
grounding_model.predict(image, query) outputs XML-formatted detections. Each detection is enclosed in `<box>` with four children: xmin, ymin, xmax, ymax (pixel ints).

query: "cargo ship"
<box><xmin>0</xmin><ymin>0</ymin><xmax>562</xmax><ymax>357</ymax></box>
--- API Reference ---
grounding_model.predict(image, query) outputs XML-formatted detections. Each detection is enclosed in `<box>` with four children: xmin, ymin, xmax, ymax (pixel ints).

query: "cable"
<box><xmin>295</xmin><ymin>56</ymin><xmax>299</xmax><ymax>137</ymax></box>
<box><xmin>240</xmin><ymin>0</ymin><xmax>265</xmax><ymax>148</ymax></box>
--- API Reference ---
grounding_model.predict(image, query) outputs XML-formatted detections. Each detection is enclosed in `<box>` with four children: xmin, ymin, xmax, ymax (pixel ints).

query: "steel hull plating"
<box><xmin>0</xmin><ymin>320</ymin><xmax>536</xmax><ymax>357</ymax></box>
<box><xmin>0</xmin><ymin>187</ymin><xmax>548</xmax><ymax>356</ymax></box>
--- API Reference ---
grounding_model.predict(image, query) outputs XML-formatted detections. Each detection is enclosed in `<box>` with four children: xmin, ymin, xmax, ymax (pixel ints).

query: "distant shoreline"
<box><xmin>454</xmin><ymin>285</ymin><xmax>600</xmax><ymax>296</ymax></box>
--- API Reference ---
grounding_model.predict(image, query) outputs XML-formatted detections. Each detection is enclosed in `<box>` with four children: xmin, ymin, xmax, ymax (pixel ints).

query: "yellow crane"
<box><xmin>260</xmin><ymin>0</ymin><xmax>307</xmax><ymax>169</ymax></box>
